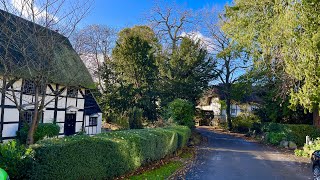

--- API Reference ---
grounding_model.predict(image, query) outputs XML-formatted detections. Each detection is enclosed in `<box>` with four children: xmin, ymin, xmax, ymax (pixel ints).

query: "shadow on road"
<box><xmin>185</xmin><ymin>127</ymin><xmax>311</xmax><ymax>180</ymax></box>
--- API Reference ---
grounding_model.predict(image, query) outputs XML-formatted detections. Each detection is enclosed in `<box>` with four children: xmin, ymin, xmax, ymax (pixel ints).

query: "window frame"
<box><xmin>89</xmin><ymin>117</ymin><xmax>98</xmax><ymax>126</ymax></box>
<box><xmin>67</xmin><ymin>87</ymin><xmax>78</xmax><ymax>98</ymax></box>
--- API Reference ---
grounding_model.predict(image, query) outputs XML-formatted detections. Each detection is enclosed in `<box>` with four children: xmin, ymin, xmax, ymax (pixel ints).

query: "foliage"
<box><xmin>222</xmin><ymin>0</ymin><xmax>320</xmax><ymax>112</ymax></box>
<box><xmin>29</xmin><ymin>126</ymin><xmax>191</xmax><ymax>180</ymax></box>
<box><xmin>166</xmin><ymin>99</ymin><xmax>195</xmax><ymax>128</ymax></box>
<box><xmin>128</xmin><ymin>107</ymin><xmax>144</xmax><ymax>129</ymax></box>
<box><xmin>265</xmin><ymin>132</ymin><xmax>286</xmax><ymax>145</ymax></box>
<box><xmin>295</xmin><ymin>138</ymin><xmax>320</xmax><ymax>157</ymax></box>
<box><xmin>158</xmin><ymin>37</ymin><xmax>216</xmax><ymax>106</ymax></box>
<box><xmin>262</xmin><ymin>123</ymin><xmax>320</xmax><ymax>146</ymax></box>
<box><xmin>129</xmin><ymin>161</ymin><xmax>183</xmax><ymax>180</ymax></box>
<box><xmin>17</xmin><ymin>123</ymin><xmax>60</xmax><ymax>144</ymax></box>
<box><xmin>102</xmin><ymin>26</ymin><xmax>159</xmax><ymax>121</ymax></box>
<box><xmin>0</xmin><ymin>140</ymin><xmax>33</xmax><ymax>179</ymax></box>
<box><xmin>232</xmin><ymin>114</ymin><xmax>261</xmax><ymax>133</ymax></box>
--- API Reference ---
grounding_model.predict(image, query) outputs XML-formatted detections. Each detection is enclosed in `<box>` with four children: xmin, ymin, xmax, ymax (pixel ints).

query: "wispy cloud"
<box><xmin>11</xmin><ymin>0</ymin><xmax>58</xmax><ymax>23</ymax></box>
<box><xmin>181</xmin><ymin>31</ymin><xmax>214</xmax><ymax>52</ymax></box>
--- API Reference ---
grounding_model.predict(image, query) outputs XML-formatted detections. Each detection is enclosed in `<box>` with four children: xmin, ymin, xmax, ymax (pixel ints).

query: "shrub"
<box><xmin>0</xmin><ymin>140</ymin><xmax>33</xmax><ymax>179</ymax></box>
<box><xmin>232</xmin><ymin>114</ymin><xmax>261</xmax><ymax>133</ymax></box>
<box><xmin>166</xmin><ymin>99</ymin><xmax>195</xmax><ymax>128</ymax></box>
<box><xmin>29</xmin><ymin>126</ymin><xmax>191</xmax><ymax>180</ymax></box>
<box><xmin>266</xmin><ymin>132</ymin><xmax>286</xmax><ymax>145</ymax></box>
<box><xmin>17</xmin><ymin>123</ymin><xmax>60</xmax><ymax>144</ymax></box>
<box><xmin>262</xmin><ymin>123</ymin><xmax>320</xmax><ymax>147</ymax></box>
<box><xmin>128</xmin><ymin>107</ymin><xmax>143</xmax><ymax>129</ymax></box>
<box><xmin>295</xmin><ymin>138</ymin><xmax>320</xmax><ymax>157</ymax></box>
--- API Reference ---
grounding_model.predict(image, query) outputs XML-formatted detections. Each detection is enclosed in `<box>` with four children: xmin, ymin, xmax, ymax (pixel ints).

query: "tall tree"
<box><xmin>105</xmin><ymin>26</ymin><xmax>159</xmax><ymax>121</ymax></box>
<box><xmin>222</xmin><ymin>0</ymin><xmax>320</xmax><ymax>125</ymax></box>
<box><xmin>159</xmin><ymin>37</ymin><xmax>216</xmax><ymax>106</ymax></box>
<box><xmin>201</xmin><ymin>9</ymin><xmax>249</xmax><ymax>130</ymax></box>
<box><xmin>147</xmin><ymin>2</ymin><xmax>195</xmax><ymax>52</ymax></box>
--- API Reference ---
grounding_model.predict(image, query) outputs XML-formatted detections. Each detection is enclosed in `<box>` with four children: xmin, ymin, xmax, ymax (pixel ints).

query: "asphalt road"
<box><xmin>185</xmin><ymin>127</ymin><xmax>311</xmax><ymax>180</ymax></box>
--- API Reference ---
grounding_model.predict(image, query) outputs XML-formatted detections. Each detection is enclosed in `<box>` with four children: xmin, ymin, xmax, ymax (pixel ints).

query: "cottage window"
<box><xmin>67</xmin><ymin>87</ymin><xmax>78</xmax><ymax>98</ymax></box>
<box><xmin>22</xmin><ymin>80</ymin><xmax>46</xmax><ymax>95</ymax></box>
<box><xmin>22</xmin><ymin>80</ymin><xmax>35</xmax><ymax>94</ymax></box>
<box><xmin>231</xmin><ymin>109</ymin><xmax>236</xmax><ymax>113</ymax></box>
<box><xmin>89</xmin><ymin>117</ymin><xmax>97</xmax><ymax>126</ymax></box>
<box><xmin>19</xmin><ymin>110</ymin><xmax>33</xmax><ymax>128</ymax></box>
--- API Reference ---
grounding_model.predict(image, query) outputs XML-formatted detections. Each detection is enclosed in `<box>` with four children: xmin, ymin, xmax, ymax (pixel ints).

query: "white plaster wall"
<box><xmin>57</xmin><ymin>97</ymin><xmax>66</xmax><ymax>108</ymax></box>
<box><xmin>44</xmin><ymin>96</ymin><xmax>55</xmax><ymax>108</ymax></box>
<box><xmin>2</xmin><ymin>124</ymin><xmax>19</xmax><ymax>137</ymax></box>
<box><xmin>78</xmin><ymin>89</ymin><xmax>84</xmax><ymax>98</ymax></box>
<box><xmin>43</xmin><ymin>110</ymin><xmax>54</xmax><ymax>123</ymax></box>
<box><xmin>57</xmin><ymin>123</ymin><xmax>64</xmax><ymax>134</ymax></box>
<box><xmin>66</xmin><ymin>98</ymin><xmax>76</xmax><ymax>107</ymax></box>
<box><xmin>56</xmin><ymin>111</ymin><xmax>65</xmax><ymax>122</ymax></box>
<box><xmin>3</xmin><ymin>109</ymin><xmax>19</xmax><ymax>122</ymax></box>
<box><xmin>76</xmin><ymin>122</ymin><xmax>82</xmax><ymax>132</ymax></box>
<box><xmin>21</xmin><ymin>94</ymin><xmax>33</xmax><ymax>105</ymax></box>
<box><xmin>97</xmin><ymin>113</ymin><xmax>102</xmax><ymax>134</ymax></box>
<box><xmin>76</xmin><ymin>112</ymin><xmax>83</xmax><ymax>122</ymax></box>
<box><xmin>85</xmin><ymin>116</ymin><xmax>89</xmax><ymax>127</ymax></box>
<box><xmin>77</xmin><ymin>99</ymin><xmax>84</xmax><ymax>109</ymax></box>
<box><xmin>5</xmin><ymin>91</ymin><xmax>19</xmax><ymax>106</ymax></box>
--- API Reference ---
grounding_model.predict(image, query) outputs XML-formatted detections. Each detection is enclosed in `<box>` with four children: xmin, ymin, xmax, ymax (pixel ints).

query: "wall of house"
<box><xmin>0</xmin><ymin>78</ymin><xmax>100</xmax><ymax>140</ymax></box>
<box><xmin>84</xmin><ymin>112</ymin><xmax>102</xmax><ymax>135</ymax></box>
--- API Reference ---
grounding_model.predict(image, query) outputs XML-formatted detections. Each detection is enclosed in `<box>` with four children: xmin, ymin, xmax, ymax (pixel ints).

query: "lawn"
<box><xmin>129</xmin><ymin>161</ymin><xmax>183</xmax><ymax>180</ymax></box>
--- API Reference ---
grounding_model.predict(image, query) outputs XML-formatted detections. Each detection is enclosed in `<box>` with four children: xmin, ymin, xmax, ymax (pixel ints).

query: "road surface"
<box><xmin>185</xmin><ymin>127</ymin><xmax>311</xmax><ymax>180</ymax></box>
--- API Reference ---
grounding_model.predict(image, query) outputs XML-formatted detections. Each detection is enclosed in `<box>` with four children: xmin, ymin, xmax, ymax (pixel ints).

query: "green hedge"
<box><xmin>29</xmin><ymin>126</ymin><xmax>191</xmax><ymax>180</ymax></box>
<box><xmin>263</xmin><ymin>123</ymin><xmax>320</xmax><ymax>146</ymax></box>
<box><xmin>17</xmin><ymin>123</ymin><xmax>60</xmax><ymax>144</ymax></box>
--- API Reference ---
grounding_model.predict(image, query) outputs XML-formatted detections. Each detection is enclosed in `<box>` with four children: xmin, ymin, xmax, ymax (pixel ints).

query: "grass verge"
<box><xmin>129</xmin><ymin>161</ymin><xmax>183</xmax><ymax>180</ymax></box>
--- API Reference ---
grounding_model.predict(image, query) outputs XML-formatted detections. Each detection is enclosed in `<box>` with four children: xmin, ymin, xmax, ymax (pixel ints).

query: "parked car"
<box><xmin>312</xmin><ymin>150</ymin><xmax>320</xmax><ymax>180</ymax></box>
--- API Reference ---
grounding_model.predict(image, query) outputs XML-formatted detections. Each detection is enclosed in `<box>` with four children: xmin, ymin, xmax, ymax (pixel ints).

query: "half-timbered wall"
<box><xmin>0</xmin><ymin>78</ymin><xmax>101</xmax><ymax>141</ymax></box>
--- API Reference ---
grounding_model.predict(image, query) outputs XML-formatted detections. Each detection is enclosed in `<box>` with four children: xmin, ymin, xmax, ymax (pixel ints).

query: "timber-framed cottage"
<box><xmin>0</xmin><ymin>9</ymin><xmax>102</xmax><ymax>141</ymax></box>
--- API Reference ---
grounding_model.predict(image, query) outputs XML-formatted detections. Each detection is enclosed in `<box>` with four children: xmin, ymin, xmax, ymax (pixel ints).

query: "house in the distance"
<box><xmin>0</xmin><ymin>10</ymin><xmax>102</xmax><ymax>141</ymax></box>
<box><xmin>197</xmin><ymin>86</ymin><xmax>261</xmax><ymax>123</ymax></box>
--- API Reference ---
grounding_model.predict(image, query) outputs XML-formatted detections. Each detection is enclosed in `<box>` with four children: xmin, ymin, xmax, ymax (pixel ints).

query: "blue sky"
<box><xmin>82</xmin><ymin>0</ymin><xmax>231</xmax><ymax>29</ymax></box>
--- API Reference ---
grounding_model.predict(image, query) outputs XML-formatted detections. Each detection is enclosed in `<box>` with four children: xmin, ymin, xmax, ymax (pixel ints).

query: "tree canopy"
<box><xmin>222</xmin><ymin>0</ymin><xmax>320</xmax><ymax>112</ymax></box>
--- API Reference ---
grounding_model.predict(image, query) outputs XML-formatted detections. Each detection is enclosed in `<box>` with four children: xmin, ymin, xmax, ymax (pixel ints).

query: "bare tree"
<box><xmin>72</xmin><ymin>25</ymin><xmax>116</xmax><ymax>92</ymax></box>
<box><xmin>0</xmin><ymin>0</ymin><xmax>92</xmax><ymax>144</ymax></box>
<box><xmin>146</xmin><ymin>1</ymin><xmax>195</xmax><ymax>52</ymax></box>
<box><xmin>202</xmin><ymin>9</ymin><xmax>250</xmax><ymax>130</ymax></box>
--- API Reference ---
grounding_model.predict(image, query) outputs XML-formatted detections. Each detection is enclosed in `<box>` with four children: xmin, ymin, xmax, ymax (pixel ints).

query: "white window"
<box><xmin>231</xmin><ymin>109</ymin><xmax>236</xmax><ymax>113</ymax></box>
<box><xmin>89</xmin><ymin>117</ymin><xmax>97</xmax><ymax>126</ymax></box>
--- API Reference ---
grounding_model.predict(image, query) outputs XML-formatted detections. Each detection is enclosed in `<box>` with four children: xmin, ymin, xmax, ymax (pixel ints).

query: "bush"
<box><xmin>0</xmin><ymin>140</ymin><xmax>33</xmax><ymax>179</ymax></box>
<box><xmin>17</xmin><ymin>123</ymin><xmax>60</xmax><ymax>144</ymax></box>
<box><xmin>29</xmin><ymin>126</ymin><xmax>191</xmax><ymax>180</ymax></box>
<box><xmin>266</xmin><ymin>132</ymin><xmax>286</xmax><ymax>145</ymax></box>
<box><xmin>262</xmin><ymin>123</ymin><xmax>320</xmax><ymax>147</ymax></box>
<box><xmin>166</xmin><ymin>99</ymin><xmax>195</xmax><ymax>128</ymax></box>
<box><xmin>232</xmin><ymin>114</ymin><xmax>261</xmax><ymax>133</ymax></box>
<box><xmin>295</xmin><ymin>138</ymin><xmax>320</xmax><ymax>157</ymax></box>
<box><xmin>128</xmin><ymin>107</ymin><xmax>143</xmax><ymax>129</ymax></box>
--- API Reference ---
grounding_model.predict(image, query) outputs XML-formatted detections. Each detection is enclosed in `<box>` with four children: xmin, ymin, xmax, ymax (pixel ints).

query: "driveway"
<box><xmin>185</xmin><ymin>127</ymin><xmax>311</xmax><ymax>180</ymax></box>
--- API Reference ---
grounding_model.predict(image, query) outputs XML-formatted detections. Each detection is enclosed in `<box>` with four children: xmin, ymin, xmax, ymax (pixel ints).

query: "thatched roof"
<box><xmin>0</xmin><ymin>9</ymin><xmax>94</xmax><ymax>88</ymax></box>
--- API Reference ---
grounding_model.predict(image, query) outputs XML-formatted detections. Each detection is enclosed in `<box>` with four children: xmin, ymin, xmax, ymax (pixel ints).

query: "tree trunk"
<box><xmin>0</xmin><ymin>77</ymin><xmax>7</xmax><ymax>142</ymax></box>
<box><xmin>226</xmin><ymin>97</ymin><xmax>232</xmax><ymax>130</ymax></box>
<box><xmin>313</xmin><ymin>108</ymin><xmax>320</xmax><ymax>128</ymax></box>
<box><xmin>27</xmin><ymin>85</ymin><xmax>39</xmax><ymax>145</ymax></box>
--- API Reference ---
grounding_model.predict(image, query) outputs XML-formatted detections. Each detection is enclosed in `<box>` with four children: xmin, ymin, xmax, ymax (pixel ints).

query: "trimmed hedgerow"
<box><xmin>29</xmin><ymin>126</ymin><xmax>191</xmax><ymax>180</ymax></box>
